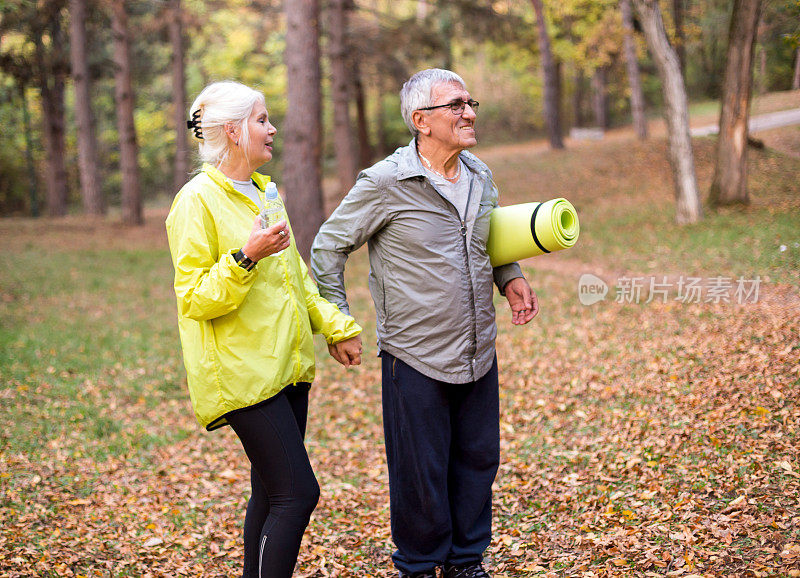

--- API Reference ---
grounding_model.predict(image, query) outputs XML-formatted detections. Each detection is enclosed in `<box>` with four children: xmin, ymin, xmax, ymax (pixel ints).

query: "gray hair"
<box><xmin>400</xmin><ymin>68</ymin><xmax>467</xmax><ymax>137</ymax></box>
<box><xmin>188</xmin><ymin>81</ymin><xmax>266</xmax><ymax>167</ymax></box>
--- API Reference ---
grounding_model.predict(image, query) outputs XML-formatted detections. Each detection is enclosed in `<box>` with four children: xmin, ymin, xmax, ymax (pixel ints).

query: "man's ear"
<box><xmin>412</xmin><ymin>110</ymin><xmax>431</xmax><ymax>137</ymax></box>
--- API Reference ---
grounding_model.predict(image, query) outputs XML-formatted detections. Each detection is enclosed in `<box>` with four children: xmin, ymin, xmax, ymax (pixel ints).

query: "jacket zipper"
<box><xmin>427</xmin><ymin>174</ymin><xmax>478</xmax><ymax>381</ymax></box>
<box><xmin>277</xmin><ymin>247</ymin><xmax>303</xmax><ymax>380</ymax></box>
<box><xmin>459</xmin><ymin>217</ymin><xmax>478</xmax><ymax>382</ymax></box>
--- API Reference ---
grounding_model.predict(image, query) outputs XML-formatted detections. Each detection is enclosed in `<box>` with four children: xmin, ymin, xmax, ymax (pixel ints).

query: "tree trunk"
<box><xmin>44</xmin><ymin>74</ymin><xmax>69</xmax><ymax>217</ymax></box>
<box><xmin>708</xmin><ymin>0</ymin><xmax>762</xmax><ymax>207</ymax></box>
<box><xmin>284</xmin><ymin>0</ymin><xmax>323</xmax><ymax>258</ymax></box>
<box><xmin>591</xmin><ymin>67</ymin><xmax>608</xmax><ymax>129</ymax></box>
<box><xmin>792</xmin><ymin>47</ymin><xmax>800</xmax><ymax>90</ymax></box>
<box><xmin>69</xmin><ymin>0</ymin><xmax>104</xmax><ymax>216</ymax></box>
<box><xmin>111</xmin><ymin>0</ymin><xmax>143</xmax><ymax>225</ymax></box>
<box><xmin>555</xmin><ymin>60</ymin><xmax>564</xmax><ymax>133</ymax></box>
<box><xmin>328</xmin><ymin>0</ymin><xmax>359</xmax><ymax>195</ymax></box>
<box><xmin>621</xmin><ymin>0</ymin><xmax>648</xmax><ymax>139</ymax></box>
<box><xmin>529</xmin><ymin>0</ymin><xmax>564</xmax><ymax>149</ymax></box>
<box><xmin>672</xmin><ymin>0</ymin><xmax>686</xmax><ymax>78</ymax></box>
<box><xmin>353</xmin><ymin>60</ymin><xmax>373</xmax><ymax>169</ymax></box>
<box><xmin>34</xmin><ymin>25</ymin><xmax>69</xmax><ymax>217</ymax></box>
<box><xmin>19</xmin><ymin>83</ymin><xmax>40</xmax><ymax>217</ymax></box>
<box><xmin>169</xmin><ymin>0</ymin><xmax>190</xmax><ymax>194</ymax></box>
<box><xmin>633</xmin><ymin>0</ymin><xmax>702</xmax><ymax>224</ymax></box>
<box><xmin>572</xmin><ymin>67</ymin><xmax>585</xmax><ymax>127</ymax></box>
<box><xmin>439</xmin><ymin>5</ymin><xmax>454</xmax><ymax>70</ymax></box>
<box><xmin>376</xmin><ymin>77</ymin><xmax>390</xmax><ymax>157</ymax></box>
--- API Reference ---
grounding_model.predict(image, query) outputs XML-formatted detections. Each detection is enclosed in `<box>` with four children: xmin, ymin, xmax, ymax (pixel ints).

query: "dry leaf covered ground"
<box><xmin>2</xmin><ymin>103</ymin><xmax>799</xmax><ymax>577</ymax></box>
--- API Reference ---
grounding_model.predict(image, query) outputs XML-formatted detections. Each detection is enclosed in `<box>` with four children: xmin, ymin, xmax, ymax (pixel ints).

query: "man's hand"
<box><xmin>504</xmin><ymin>277</ymin><xmax>539</xmax><ymax>325</ymax></box>
<box><xmin>327</xmin><ymin>335</ymin><xmax>363</xmax><ymax>368</ymax></box>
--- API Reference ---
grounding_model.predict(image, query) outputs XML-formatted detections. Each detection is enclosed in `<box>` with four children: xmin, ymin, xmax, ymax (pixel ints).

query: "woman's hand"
<box><xmin>327</xmin><ymin>335</ymin><xmax>362</xmax><ymax>368</ymax></box>
<box><xmin>241</xmin><ymin>216</ymin><xmax>291</xmax><ymax>261</ymax></box>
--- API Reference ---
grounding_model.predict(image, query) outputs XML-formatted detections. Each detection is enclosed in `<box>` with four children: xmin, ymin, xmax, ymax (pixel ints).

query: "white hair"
<box><xmin>400</xmin><ymin>68</ymin><xmax>467</xmax><ymax>137</ymax></box>
<box><xmin>188</xmin><ymin>81</ymin><xmax>266</xmax><ymax>166</ymax></box>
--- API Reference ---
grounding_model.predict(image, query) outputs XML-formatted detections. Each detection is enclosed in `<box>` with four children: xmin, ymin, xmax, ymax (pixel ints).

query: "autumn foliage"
<box><xmin>1</xmin><ymin>124</ymin><xmax>798</xmax><ymax>576</ymax></box>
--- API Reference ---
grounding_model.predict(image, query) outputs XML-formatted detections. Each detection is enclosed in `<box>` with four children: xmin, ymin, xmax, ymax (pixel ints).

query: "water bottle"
<box><xmin>260</xmin><ymin>181</ymin><xmax>286</xmax><ymax>256</ymax></box>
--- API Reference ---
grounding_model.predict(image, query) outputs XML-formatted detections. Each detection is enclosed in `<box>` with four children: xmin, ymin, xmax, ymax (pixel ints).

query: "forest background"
<box><xmin>1</xmin><ymin>0</ymin><xmax>799</xmax><ymax>228</ymax></box>
<box><xmin>1</xmin><ymin>0</ymin><xmax>800</xmax><ymax>576</ymax></box>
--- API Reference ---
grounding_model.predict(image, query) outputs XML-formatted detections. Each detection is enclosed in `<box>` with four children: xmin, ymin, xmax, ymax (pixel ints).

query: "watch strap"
<box><xmin>232</xmin><ymin>249</ymin><xmax>256</xmax><ymax>271</ymax></box>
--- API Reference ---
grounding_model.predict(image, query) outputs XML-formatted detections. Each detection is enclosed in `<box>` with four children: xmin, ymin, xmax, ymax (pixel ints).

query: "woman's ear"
<box><xmin>224</xmin><ymin>122</ymin><xmax>240</xmax><ymax>145</ymax></box>
<box><xmin>412</xmin><ymin>110</ymin><xmax>431</xmax><ymax>137</ymax></box>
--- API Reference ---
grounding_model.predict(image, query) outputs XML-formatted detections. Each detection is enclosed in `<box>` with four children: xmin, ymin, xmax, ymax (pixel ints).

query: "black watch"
<box><xmin>232</xmin><ymin>249</ymin><xmax>256</xmax><ymax>271</ymax></box>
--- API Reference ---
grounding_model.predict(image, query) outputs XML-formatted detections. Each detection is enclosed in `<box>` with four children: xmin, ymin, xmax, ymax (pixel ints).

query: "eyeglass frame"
<box><xmin>417</xmin><ymin>99</ymin><xmax>480</xmax><ymax>115</ymax></box>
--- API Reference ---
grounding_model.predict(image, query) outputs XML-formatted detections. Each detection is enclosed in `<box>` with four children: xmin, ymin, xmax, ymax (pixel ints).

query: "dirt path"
<box><xmin>478</xmin><ymin>104</ymin><xmax>800</xmax><ymax>163</ymax></box>
<box><xmin>691</xmin><ymin>107</ymin><xmax>800</xmax><ymax>136</ymax></box>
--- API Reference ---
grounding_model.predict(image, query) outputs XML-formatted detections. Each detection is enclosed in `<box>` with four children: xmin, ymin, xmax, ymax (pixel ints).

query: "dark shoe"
<box><xmin>399</xmin><ymin>571</ymin><xmax>437</xmax><ymax>578</ymax></box>
<box><xmin>444</xmin><ymin>563</ymin><xmax>490</xmax><ymax>578</ymax></box>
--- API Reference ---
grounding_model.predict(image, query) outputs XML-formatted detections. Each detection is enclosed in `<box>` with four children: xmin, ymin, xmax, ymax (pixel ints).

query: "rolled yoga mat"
<box><xmin>486</xmin><ymin>198</ymin><xmax>580</xmax><ymax>266</ymax></box>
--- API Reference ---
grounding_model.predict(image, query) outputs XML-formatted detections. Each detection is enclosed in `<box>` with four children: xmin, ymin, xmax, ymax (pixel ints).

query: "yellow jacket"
<box><xmin>166</xmin><ymin>164</ymin><xmax>362</xmax><ymax>430</ymax></box>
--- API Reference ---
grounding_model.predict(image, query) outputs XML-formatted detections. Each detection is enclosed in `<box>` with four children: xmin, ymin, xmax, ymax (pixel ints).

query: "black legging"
<box><xmin>227</xmin><ymin>383</ymin><xmax>320</xmax><ymax>578</ymax></box>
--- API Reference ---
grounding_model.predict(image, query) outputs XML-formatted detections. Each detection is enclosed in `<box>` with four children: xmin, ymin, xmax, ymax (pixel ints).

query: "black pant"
<box><xmin>381</xmin><ymin>352</ymin><xmax>500</xmax><ymax>575</ymax></box>
<box><xmin>227</xmin><ymin>383</ymin><xmax>320</xmax><ymax>578</ymax></box>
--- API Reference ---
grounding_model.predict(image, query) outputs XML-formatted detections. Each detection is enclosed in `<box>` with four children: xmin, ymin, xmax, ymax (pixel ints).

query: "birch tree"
<box><xmin>632</xmin><ymin>0</ymin><xmax>702</xmax><ymax>224</ymax></box>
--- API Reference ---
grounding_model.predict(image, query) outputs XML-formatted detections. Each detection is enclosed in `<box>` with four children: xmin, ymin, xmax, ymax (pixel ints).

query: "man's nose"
<box><xmin>462</xmin><ymin>102</ymin><xmax>477</xmax><ymax>119</ymax></box>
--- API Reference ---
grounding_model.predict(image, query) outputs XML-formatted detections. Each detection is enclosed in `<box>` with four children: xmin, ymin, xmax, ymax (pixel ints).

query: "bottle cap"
<box><xmin>265</xmin><ymin>182</ymin><xmax>279</xmax><ymax>199</ymax></box>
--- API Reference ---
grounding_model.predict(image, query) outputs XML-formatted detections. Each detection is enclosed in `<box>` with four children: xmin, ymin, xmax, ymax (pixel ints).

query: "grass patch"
<box><xmin>0</xmin><ymin>248</ymin><xmax>189</xmax><ymax>462</ymax></box>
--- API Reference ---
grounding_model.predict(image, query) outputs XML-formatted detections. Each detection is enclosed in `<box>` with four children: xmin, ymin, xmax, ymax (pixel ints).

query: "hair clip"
<box><xmin>186</xmin><ymin>109</ymin><xmax>203</xmax><ymax>139</ymax></box>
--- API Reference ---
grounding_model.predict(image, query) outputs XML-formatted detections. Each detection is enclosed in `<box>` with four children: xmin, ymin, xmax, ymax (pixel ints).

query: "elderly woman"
<box><xmin>166</xmin><ymin>81</ymin><xmax>363</xmax><ymax>578</ymax></box>
<box><xmin>311</xmin><ymin>69</ymin><xmax>538</xmax><ymax>578</ymax></box>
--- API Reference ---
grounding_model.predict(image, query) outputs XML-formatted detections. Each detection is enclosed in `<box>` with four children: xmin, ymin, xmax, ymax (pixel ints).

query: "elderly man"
<box><xmin>310</xmin><ymin>68</ymin><xmax>538</xmax><ymax>578</ymax></box>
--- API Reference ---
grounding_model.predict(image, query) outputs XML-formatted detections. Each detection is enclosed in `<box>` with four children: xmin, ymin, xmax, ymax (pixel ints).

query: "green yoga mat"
<box><xmin>487</xmin><ymin>198</ymin><xmax>580</xmax><ymax>266</ymax></box>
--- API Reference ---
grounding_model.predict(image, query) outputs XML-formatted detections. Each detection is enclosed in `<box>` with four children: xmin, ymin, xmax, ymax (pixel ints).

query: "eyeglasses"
<box><xmin>418</xmin><ymin>99</ymin><xmax>480</xmax><ymax>115</ymax></box>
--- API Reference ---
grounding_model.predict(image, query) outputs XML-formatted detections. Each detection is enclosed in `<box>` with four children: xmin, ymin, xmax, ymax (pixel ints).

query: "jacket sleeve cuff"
<box><xmin>223</xmin><ymin>250</ymin><xmax>257</xmax><ymax>281</ymax></box>
<box><xmin>493</xmin><ymin>262</ymin><xmax>524</xmax><ymax>295</ymax></box>
<box><xmin>325</xmin><ymin>315</ymin><xmax>363</xmax><ymax>344</ymax></box>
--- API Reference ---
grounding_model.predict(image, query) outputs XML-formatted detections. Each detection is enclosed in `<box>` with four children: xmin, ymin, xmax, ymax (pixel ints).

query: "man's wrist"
<box><xmin>501</xmin><ymin>276</ymin><xmax>523</xmax><ymax>295</ymax></box>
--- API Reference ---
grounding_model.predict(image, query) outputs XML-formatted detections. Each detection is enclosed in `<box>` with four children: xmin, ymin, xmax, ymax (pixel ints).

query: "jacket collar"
<box><xmin>395</xmin><ymin>139</ymin><xmax>491</xmax><ymax>182</ymax></box>
<box><xmin>202</xmin><ymin>163</ymin><xmax>271</xmax><ymax>193</ymax></box>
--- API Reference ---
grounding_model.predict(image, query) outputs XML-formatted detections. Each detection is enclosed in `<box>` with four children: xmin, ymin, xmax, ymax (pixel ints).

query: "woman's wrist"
<box><xmin>240</xmin><ymin>242</ymin><xmax>261</xmax><ymax>263</ymax></box>
<box><xmin>232</xmin><ymin>249</ymin><xmax>257</xmax><ymax>271</ymax></box>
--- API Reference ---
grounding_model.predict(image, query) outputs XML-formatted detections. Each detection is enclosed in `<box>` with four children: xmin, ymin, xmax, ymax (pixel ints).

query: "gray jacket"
<box><xmin>310</xmin><ymin>140</ymin><xmax>523</xmax><ymax>383</ymax></box>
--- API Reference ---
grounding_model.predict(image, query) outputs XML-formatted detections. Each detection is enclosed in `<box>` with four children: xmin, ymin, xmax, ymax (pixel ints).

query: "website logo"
<box><xmin>578</xmin><ymin>273</ymin><xmax>608</xmax><ymax>306</ymax></box>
